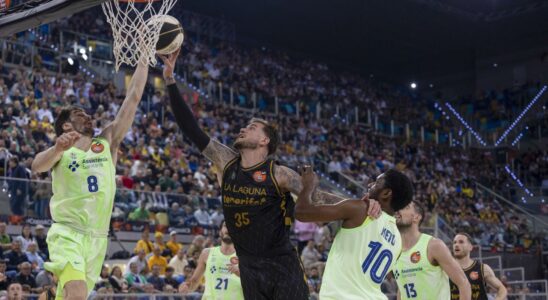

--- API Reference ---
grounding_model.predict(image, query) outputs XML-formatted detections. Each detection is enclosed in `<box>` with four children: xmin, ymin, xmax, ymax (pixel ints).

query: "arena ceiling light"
<box><xmin>410</xmin><ymin>82</ymin><xmax>417</xmax><ymax>89</ymax></box>
<box><xmin>67</xmin><ymin>57</ymin><xmax>74</xmax><ymax>65</ymax></box>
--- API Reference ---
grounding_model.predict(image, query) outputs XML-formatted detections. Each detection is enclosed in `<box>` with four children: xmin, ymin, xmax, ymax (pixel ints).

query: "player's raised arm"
<box><xmin>483</xmin><ymin>264</ymin><xmax>507</xmax><ymax>300</ymax></box>
<box><xmin>429</xmin><ymin>239</ymin><xmax>471</xmax><ymax>300</ymax></box>
<box><xmin>295</xmin><ymin>165</ymin><xmax>365</xmax><ymax>223</ymax></box>
<box><xmin>101</xmin><ymin>60</ymin><xmax>149</xmax><ymax>151</ymax></box>
<box><xmin>159</xmin><ymin>49</ymin><xmax>237</xmax><ymax>172</ymax></box>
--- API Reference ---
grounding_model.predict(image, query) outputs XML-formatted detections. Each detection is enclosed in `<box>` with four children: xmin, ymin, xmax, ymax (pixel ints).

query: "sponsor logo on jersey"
<box><xmin>393</xmin><ymin>269</ymin><xmax>400</xmax><ymax>279</ymax></box>
<box><xmin>91</xmin><ymin>142</ymin><xmax>104</xmax><ymax>153</ymax></box>
<box><xmin>230</xmin><ymin>257</ymin><xmax>239</xmax><ymax>265</ymax></box>
<box><xmin>68</xmin><ymin>161</ymin><xmax>80</xmax><ymax>172</ymax></box>
<box><xmin>410</xmin><ymin>251</ymin><xmax>421</xmax><ymax>263</ymax></box>
<box><xmin>469</xmin><ymin>271</ymin><xmax>479</xmax><ymax>280</ymax></box>
<box><xmin>253</xmin><ymin>171</ymin><xmax>267</xmax><ymax>182</ymax></box>
<box><xmin>210</xmin><ymin>266</ymin><xmax>217</xmax><ymax>274</ymax></box>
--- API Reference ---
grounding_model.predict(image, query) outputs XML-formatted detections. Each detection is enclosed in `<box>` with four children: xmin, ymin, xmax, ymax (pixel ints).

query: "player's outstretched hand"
<box><xmin>178</xmin><ymin>282</ymin><xmax>190</xmax><ymax>294</ymax></box>
<box><xmin>158</xmin><ymin>47</ymin><xmax>181</xmax><ymax>80</ymax></box>
<box><xmin>362</xmin><ymin>194</ymin><xmax>382</xmax><ymax>219</ymax></box>
<box><xmin>54</xmin><ymin>131</ymin><xmax>80</xmax><ymax>152</ymax></box>
<box><xmin>300</xmin><ymin>165</ymin><xmax>319</xmax><ymax>193</ymax></box>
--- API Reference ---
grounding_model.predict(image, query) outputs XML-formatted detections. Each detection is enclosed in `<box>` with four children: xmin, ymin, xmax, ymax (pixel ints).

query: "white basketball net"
<box><xmin>102</xmin><ymin>0</ymin><xmax>178</xmax><ymax>71</ymax></box>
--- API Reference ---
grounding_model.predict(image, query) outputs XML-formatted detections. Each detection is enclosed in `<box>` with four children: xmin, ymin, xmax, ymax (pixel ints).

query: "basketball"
<box><xmin>148</xmin><ymin>15</ymin><xmax>184</xmax><ymax>55</ymax></box>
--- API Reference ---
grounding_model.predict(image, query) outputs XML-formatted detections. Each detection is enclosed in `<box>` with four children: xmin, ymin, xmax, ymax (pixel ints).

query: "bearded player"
<box><xmin>179</xmin><ymin>221</ymin><xmax>244</xmax><ymax>299</ymax></box>
<box><xmin>451</xmin><ymin>233</ymin><xmax>507</xmax><ymax>300</ymax></box>
<box><xmin>393</xmin><ymin>201</ymin><xmax>471</xmax><ymax>300</ymax></box>
<box><xmin>159</xmin><ymin>49</ymin><xmax>380</xmax><ymax>299</ymax></box>
<box><xmin>31</xmin><ymin>61</ymin><xmax>149</xmax><ymax>299</ymax></box>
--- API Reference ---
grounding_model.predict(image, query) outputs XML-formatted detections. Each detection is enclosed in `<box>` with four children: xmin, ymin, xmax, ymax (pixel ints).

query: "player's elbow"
<box><xmin>295</xmin><ymin>207</ymin><xmax>315</xmax><ymax>222</ymax></box>
<box><xmin>31</xmin><ymin>160</ymin><xmax>45</xmax><ymax>174</ymax></box>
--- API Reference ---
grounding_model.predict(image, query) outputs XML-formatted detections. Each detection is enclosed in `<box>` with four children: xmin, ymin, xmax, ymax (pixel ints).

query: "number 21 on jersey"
<box><xmin>361</xmin><ymin>241</ymin><xmax>393</xmax><ymax>284</ymax></box>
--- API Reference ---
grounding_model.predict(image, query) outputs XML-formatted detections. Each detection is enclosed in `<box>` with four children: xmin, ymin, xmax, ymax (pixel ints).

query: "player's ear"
<box><xmin>62</xmin><ymin>122</ymin><xmax>73</xmax><ymax>132</ymax></box>
<box><xmin>380</xmin><ymin>188</ymin><xmax>392</xmax><ymax>201</ymax></box>
<box><xmin>260</xmin><ymin>136</ymin><xmax>270</xmax><ymax>147</ymax></box>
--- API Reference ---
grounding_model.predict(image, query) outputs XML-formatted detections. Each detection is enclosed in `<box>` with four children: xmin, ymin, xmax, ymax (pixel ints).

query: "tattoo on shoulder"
<box><xmin>275</xmin><ymin>165</ymin><xmax>303</xmax><ymax>194</ymax></box>
<box><xmin>201</xmin><ymin>139</ymin><xmax>237</xmax><ymax>170</ymax></box>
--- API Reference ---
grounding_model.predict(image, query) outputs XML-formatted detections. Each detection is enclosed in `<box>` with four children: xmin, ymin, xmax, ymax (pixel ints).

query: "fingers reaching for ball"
<box><xmin>159</xmin><ymin>47</ymin><xmax>181</xmax><ymax>80</ymax></box>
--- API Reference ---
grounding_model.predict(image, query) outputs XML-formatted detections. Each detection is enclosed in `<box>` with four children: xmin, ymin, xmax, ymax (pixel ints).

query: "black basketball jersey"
<box><xmin>450</xmin><ymin>260</ymin><xmax>488</xmax><ymax>300</ymax></box>
<box><xmin>221</xmin><ymin>157</ymin><xmax>295</xmax><ymax>257</ymax></box>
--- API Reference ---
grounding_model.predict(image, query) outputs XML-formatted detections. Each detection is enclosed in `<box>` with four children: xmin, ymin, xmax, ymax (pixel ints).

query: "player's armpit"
<box><xmin>201</xmin><ymin>139</ymin><xmax>238</xmax><ymax>171</ymax></box>
<box><xmin>275</xmin><ymin>165</ymin><xmax>346</xmax><ymax>205</ymax></box>
<box><xmin>482</xmin><ymin>264</ymin><xmax>507</xmax><ymax>300</ymax></box>
<box><xmin>429</xmin><ymin>239</ymin><xmax>471</xmax><ymax>300</ymax></box>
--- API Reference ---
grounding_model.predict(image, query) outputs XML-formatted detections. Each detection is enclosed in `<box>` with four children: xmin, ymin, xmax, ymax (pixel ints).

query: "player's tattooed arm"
<box><xmin>202</xmin><ymin>139</ymin><xmax>238</xmax><ymax>172</ymax></box>
<box><xmin>275</xmin><ymin>165</ymin><xmax>346</xmax><ymax>205</ymax></box>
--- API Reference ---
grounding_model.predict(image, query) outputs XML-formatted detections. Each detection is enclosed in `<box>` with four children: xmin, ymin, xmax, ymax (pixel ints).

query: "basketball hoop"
<box><xmin>101</xmin><ymin>0</ymin><xmax>178</xmax><ymax>71</ymax></box>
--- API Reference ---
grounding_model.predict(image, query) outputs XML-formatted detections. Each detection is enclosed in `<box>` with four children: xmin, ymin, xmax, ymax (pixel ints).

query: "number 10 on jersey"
<box><xmin>361</xmin><ymin>241</ymin><xmax>393</xmax><ymax>284</ymax></box>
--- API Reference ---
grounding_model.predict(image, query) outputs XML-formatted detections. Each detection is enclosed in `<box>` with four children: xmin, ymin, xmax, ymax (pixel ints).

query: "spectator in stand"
<box><xmin>0</xmin><ymin>223</ymin><xmax>11</xmax><ymax>252</ymax></box>
<box><xmin>24</xmin><ymin>242</ymin><xmax>43</xmax><ymax>272</ymax></box>
<box><xmin>34</xmin><ymin>270</ymin><xmax>54</xmax><ymax>290</ymax></box>
<box><xmin>4</xmin><ymin>240</ymin><xmax>29</xmax><ymax>272</ymax></box>
<box><xmin>147</xmin><ymin>265</ymin><xmax>165</xmax><ymax>292</ymax></box>
<box><xmin>193</xmin><ymin>203</ymin><xmax>211</xmax><ymax>228</ymax></box>
<box><xmin>7</xmin><ymin>156</ymin><xmax>29</xmax><ymax>216</ymax></box>
<box><xmin>180</xmin><ymin>265</ymin><xmax>195</xmax><ymax>284</ymax></box>
<box><xmin>166</xmin><ymin>231</ymin><xmax>183</xmax><ymax>257</ymax></box>
<box><xmin>133</xmin><ymin>230</ymin><xmax>153</xmax><ymax>254</ymax></box>
<box><xmin>128</xmin><ymin>200</ymin><xmax>150</xmax><ymax>222</ymax></box>
<box><xmin>168</xmin><ymin>248</ymin><xmax>188</xmax><ymax>276</ymax></box>
<box><xmin>36</xmin><ymin>101</ymin><xmax>53</xmax><ymax>124</ymax></box>
<box><xmin>0</xmin><ymin>260</ymin><xmax>9</xmax><ymax>291</ymax></box>
<box><xmin>126</xmin><ymin>249</ymin><xmax>148</xmax><ymax>275</ymax></box>
<box><xmin>152</xmin><ymin>232</ymin><xmax>168</xmax><ymax>256</ymax></box>
<box><xmin>108</xmin><ymin>266</ymin><xmax>128</xmax><ymax>294</ymax></box>
<box><xmin>186</xmin><ymin>235</ymin><xmax>205</xmax><ymax>259</ymax></box>
<box><xmin>210</xmin><ymin>206</ymin><xmax>224</xmax><ymax>228</ymax></box>
<box><xmin>168</xmin><ymin>202</ymin><xmax>186</xmax><ymax>226</ymax></box>
<box><xmin>307</xmin><ymin>267</ymin><xmax>322</xmax><ymax>295</ymax></box>
<box><xmin>301</xmin><ymin>240</ymin><xmax>323</xmax><ymax>270</ymax></box>
<box><xmin>327</xmin><ymin>156</ymin><xmax>342</xmax><ymax>181</ymax></box>
<box><xmin>125</xmin><ymin>262</ymin><xmax>148</xmax><ymax>292</ymax></box>
<box><xmin>33</xmin><ymin>225</ymin><xmax>47</xmax><ymax>259</ymax></box>
<box><xmin>94</xmin><ymin>265</ymin><xmax>110</xmax><ymax>290</ymax></box>
<box><xmin>163</xmin><ymin>266</ymin><xmax>180</xmax><ymax>290</ymax></box>
<box><xmin>294</xmin><ymin>220</ymin><xmax>318</xmax><ymax>254</ymax></box>
<box><xmin>13</xmin><ymin>262</ymin><xmax>40</xmax><ymax>294</ymax></box>
<box><xmin>6</xmin><ymin>282</ymin><xmax>23</xmax><ymax>300</ymax></box>
<box><xmin>14</xmin><ymin>225</ymin><xmax>35</xmax><ymax>252</ymax></box>
<box><xmin>147</xmin><ymin>245</ymin><xmax>168</xmax><ymax>275</ymax></box>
